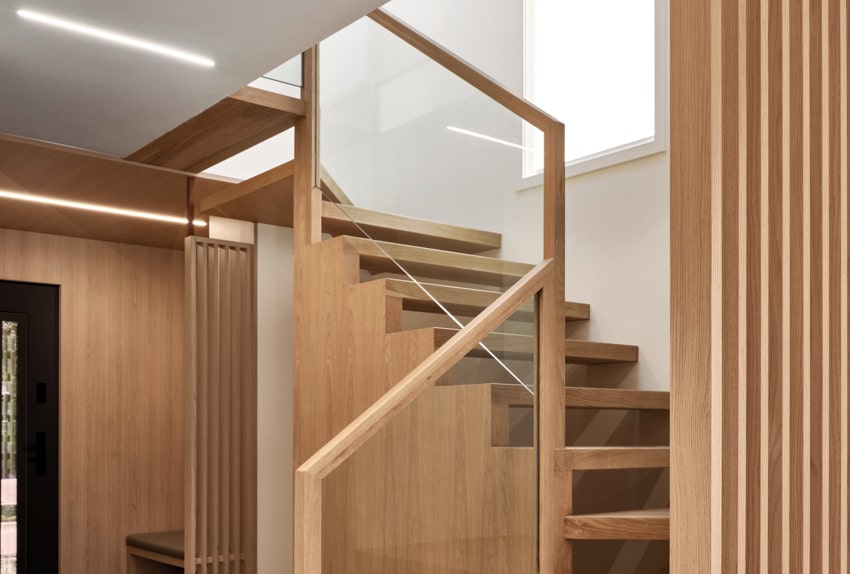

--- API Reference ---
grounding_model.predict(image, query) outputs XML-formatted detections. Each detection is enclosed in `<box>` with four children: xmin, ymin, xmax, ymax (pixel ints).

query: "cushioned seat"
<box><xmin>126</xmin><ymin>531</ymin><xmax>185</xmax><ymax>559</ymax></box>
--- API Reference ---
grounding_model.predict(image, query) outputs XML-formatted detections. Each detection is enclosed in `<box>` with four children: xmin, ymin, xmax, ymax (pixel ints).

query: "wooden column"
<box><xmin>539</xmin><ymin>122</ymin><xmax>567</xmax><ymax>573</ymax></box>
<box><xmin>293</xmin><ymin>48</ymin><xmax>322</xmax><ymax>249</ymax></box>
<box><xmin>671</xmin><ymin>0</ymin><xmax>850</xmax><ymax>570</ymax></box>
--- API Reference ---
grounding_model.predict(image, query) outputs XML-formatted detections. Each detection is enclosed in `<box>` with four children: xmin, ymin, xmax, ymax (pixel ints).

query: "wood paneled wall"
<box><xmin>185</xmin><ymin>237</ymin><xmax>257</xmax><ymax>574</ymax></box>
<box><xmin>671</xmin><ymin>0</ymin><xmax>849</xmax><ymax>570</ymax></box>
<box><xmin>0</xmin><ymin>228</ymin><xmax>185</xmax><ymax>574</ymax></box>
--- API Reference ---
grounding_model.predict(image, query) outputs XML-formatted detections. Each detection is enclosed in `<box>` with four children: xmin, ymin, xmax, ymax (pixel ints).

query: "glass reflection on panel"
<box><xmin>1</xmin><ymin>322</ymin><xmax>16</xmax><ymax>574</ymax></box>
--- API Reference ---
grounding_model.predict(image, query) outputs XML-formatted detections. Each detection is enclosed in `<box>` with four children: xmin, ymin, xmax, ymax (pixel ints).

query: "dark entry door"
<box><xmin>0</xmin><ymin>281</ymin><xmax>59</xmax><ymax>574</ymax></box>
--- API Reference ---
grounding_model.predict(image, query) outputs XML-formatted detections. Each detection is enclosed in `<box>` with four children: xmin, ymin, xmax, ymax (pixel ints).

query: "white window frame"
<box><xmin>522</xmin><ymin>0</ymin><xmax>669</xmax><ymax>181</ymax></box>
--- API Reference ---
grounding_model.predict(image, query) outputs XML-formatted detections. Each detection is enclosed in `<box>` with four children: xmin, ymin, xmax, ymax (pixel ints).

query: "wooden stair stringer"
<box><xmin>323</xmin><ymin>383</ymin><xmax>537</xmax><ymax>572</ymax></box>
<box><xmin>294</xmin><ymin>236</ymin><xmax>425</xmax><ymax>466</ymax></box>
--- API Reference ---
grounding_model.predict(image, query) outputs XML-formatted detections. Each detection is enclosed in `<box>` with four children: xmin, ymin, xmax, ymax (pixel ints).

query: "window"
<box><xmin>524</xmin><ymin>0</ymin><xmax>667</xmax><ymax>178</ymax></box>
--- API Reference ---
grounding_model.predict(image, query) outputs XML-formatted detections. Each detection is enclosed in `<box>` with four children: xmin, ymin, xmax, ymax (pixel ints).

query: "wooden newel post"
<box><xmin>539</xmin><ymin>121</ymin><xmax>567</xmax><ymax>573</ymax></box>
<box><xmin>293</xmin><ymin>47</ymin><xmax>322</xmax><ymax>250</ymax></box>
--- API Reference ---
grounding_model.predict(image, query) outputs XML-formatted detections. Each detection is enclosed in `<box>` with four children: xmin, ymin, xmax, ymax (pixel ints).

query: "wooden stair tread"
<box><xmin>385</xmin><ymin>279</ymin><xmax>590</xmax><ymax>321</ymax></box>
<box><xmin>566</xmin><ymin>387</ymin><xmax>669</xmax><ymax>410</ymax></box>
<box><xmin>127</xmin><ymin>87</ymin><xmax>306</xmax><ymax>173</ymax></box>
<box><xmin>324</xmin><ymin>204</ymin><xmax>501</xmax><ymax>254</ymax></box>
<box><xmin>564</xmin><ymin>509</ymin><xmax>670</xmax><ymax>540</ymax></box>
<box><xmin>555</xmin><ymin>447</ymin><xmax>670</xmax><ymax>470</ymax></box>
<box><xmin>433</xmin><ymin>329</ymin><xmax>638</xmax><ymax>364</ymax></box>
<box><xmin>346</xmin><ymin>237</ymin><xmax>531</xmax><ymax>286</ymax></box>
<box><xmin>199</xmin><ymin>167</ymin><xmax>503</xmax><ymax>253</ymax></box>
<box><xmin>490</xmin><ymin>384</ymin><xmax>669</xmax><ymax>411</ymax></box>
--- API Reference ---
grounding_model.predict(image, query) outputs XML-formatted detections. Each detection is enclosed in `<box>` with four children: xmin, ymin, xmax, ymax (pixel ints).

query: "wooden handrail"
<box><xmin>368</xmin><ymin>9</ymin><xmax>562</xmax><ymax>132</ymax></box>
<box><xmin>294</xmin><ymin>259</ymin><xmax>553</xmax><ymax>574</ymax></box>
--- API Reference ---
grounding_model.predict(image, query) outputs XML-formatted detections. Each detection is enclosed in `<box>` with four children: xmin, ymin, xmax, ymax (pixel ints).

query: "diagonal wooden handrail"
<box><xmin>294</xmin><ymin>258</ymin><xmax>553</xmax><ymax>574</ymax></box>
<box><xmin>368</xmin><ymin>9</ymin><xmax>562</xmax><ymax>132</ymax></box>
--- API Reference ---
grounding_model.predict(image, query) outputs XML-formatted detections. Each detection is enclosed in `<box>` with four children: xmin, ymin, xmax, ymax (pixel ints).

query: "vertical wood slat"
<box><xmin>245</xmin><ymin>243</ymin><xmax>259</xmax><ymax>574</ymax></box>
<box><xmin>185</xmin><ymin>238</ymin><xmax>256</xmax><ymax>574</ymax></box>
<box><xmin>828</xmin><ymin>2</ymin><xmax>843</xmax><ymax>571</ymax></box>
<box><xmin>210</xmin><ymin>246</ymin><xmax>221</xmax><ymax>574</ymax></box>
<box><xmin>808</xmin><ymin>2</ymin><xmax>825</xmax><ymax>570</ymax></box>
<box><xmin>841</xmin><ymin>0</ymin><xmax>850</xmax><ymax>570</ymax></box>
<box><xmin>672</xmin><ymin>0</ymin><xmax>850</xmax><ymax>570</ymax></box>
<box><xmin>221</xmin><ymin>247</ymin><xmax>232</xmax><ymax>574</ymax></box>
<box><xmin>231</xmin><ymin>248</ymin><xmax>242</xmax><ymax>574</ymax></box>
<box><xmin>744</xmin><ymin>1</ymin><xmax>764</xmax><ymax>571</ymax></box>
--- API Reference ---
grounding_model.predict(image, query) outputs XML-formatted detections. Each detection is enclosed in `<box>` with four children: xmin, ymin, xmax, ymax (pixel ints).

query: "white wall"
<box><xmin>256</xmin><ymin>224</ymin><xmax>295</xmax><ymax>573</ymax></box>
<box><xmin>562</xmin><ymin>153</ymin><xmax>670</xmax><ymax>391</ymax></box>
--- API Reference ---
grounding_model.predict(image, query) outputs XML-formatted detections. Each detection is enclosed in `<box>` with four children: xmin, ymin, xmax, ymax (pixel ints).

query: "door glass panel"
<box><xmin>1</xmin><ymin>322</ymin><xmax>16</xmax><ymax>574</ymax></box>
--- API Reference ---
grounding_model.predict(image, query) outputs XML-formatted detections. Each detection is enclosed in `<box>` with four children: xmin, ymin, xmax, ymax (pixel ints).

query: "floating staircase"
<box><xmin>210</xmin><ymin>172</ymin><xmax>671</xmax><ymax>566</ymax></box>
<box><xmin>189</xmin><ymin>77</ymin><xmax>670</xmax><ymax>573</ymax></box>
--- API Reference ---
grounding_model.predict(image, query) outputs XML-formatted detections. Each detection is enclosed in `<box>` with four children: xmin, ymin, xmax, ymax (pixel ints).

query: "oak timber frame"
<box><xmin>292</xmin><ymin>8</ymin><xmax>567</xmax><ymax>573</ymax></box>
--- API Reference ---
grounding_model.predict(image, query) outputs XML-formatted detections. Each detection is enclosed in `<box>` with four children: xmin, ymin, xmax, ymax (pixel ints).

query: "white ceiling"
<box><xmin>0</xmin><ymin>0</ymin><xmax>385</xmax><ymax>157</ymax></box>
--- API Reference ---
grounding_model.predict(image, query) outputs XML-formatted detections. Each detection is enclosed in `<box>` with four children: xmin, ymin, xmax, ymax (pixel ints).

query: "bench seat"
<box><xmin>126</xmin><ymin>531</ymin><xmax>185</xmax><ymax>570</ymax></box>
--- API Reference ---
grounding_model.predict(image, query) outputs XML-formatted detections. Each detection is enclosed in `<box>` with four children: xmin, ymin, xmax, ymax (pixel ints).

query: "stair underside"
<box><xmin>555</xmin><ymin>447</ymin><xmax>670</xmax><ymax>471</ymax></box>
<box><xmin>348</xmin><ymin>237</ymin><xmax>531</xmax><ymax>286</ymax></box>
<box><xmin>199</xmin><ymin>167</ymin><xmax>503</xmax><ymax>253</ymax></box>
<box><xmin>385</xmin><ymin>279</ymin><xmax>589</xmax><ymax>322</ymax></box>
<box><xmin>127</xmin><ymin>87</ymin><xmax>306</xmax><ymax>173</ymax></box>
<box><xmin>432</xmin><ymin>329</ymin><xmax>638</xmax><ymax>364</ymax></box>
<box><xmin>490</xmin><ymin>384</ymin><xmax>669</xmax><ymax>411</ymax></box>
<box><xmin>564</xmin><ymin>509</ymin><xmax>670</xmax><ymax>540</ymax></box>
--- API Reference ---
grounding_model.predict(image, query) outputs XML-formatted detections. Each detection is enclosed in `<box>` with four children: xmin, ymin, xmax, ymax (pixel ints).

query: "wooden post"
<box><xmin>539</xmin><ymin>122</ymin><xmax>567</xmax><ymax>573</ymax></box>
<box><xmin>186</xmin><ymin>176</ymin><xmax>196</xmax><ymax>237</ymax></box>
<box><xmin>293</xmin><ymin>47</ymin><xmax>322</xmax><ymax>249</ymax></box>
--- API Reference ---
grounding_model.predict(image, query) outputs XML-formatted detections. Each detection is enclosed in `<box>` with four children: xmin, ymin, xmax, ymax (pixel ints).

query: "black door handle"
<box><xmin>25</xmin><ymin>431</ymin><xmax>46</xmax><ymax>476</ymax></box>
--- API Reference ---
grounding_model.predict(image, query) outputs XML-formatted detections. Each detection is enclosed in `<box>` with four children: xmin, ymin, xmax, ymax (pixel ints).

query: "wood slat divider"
<box><xmin>186</xmin><ymin>237</ymin><xmax>257</xmax><ymax>574</ymax></box>
<box><xmin>672</xmin><ymin>0</ymin><xmax>850</xmax><ymax>568</ymax></box>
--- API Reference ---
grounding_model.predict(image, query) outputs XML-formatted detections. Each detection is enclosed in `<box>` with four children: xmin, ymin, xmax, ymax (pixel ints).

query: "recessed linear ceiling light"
<box><xmin>446</xmin><ymin>126</ymin><xmax>538</xmax><ymax>153</ymax></box>
<box><xmin>17</xmin><ymin>9</ymin><xmax>215</xmax><ymax>68</ymax></box>
<box><xmin>0</xmin><ymin>190</ymin><xmax>207</xmax><ymax>227</ymax></box>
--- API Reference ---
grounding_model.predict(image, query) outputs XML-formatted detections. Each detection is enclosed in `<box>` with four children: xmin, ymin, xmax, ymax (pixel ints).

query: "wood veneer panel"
<box><xmin>0</xmin><ymin>135</ymin><xmax>229</xmax><ymax>249</ymax></box>
<box><xmin>0</xmin><ymin>228</ymin><xmax>184</xmax><ymax>574</ymax></box>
